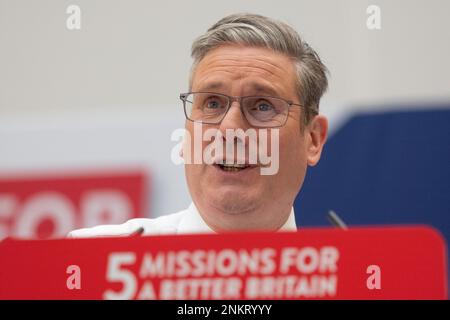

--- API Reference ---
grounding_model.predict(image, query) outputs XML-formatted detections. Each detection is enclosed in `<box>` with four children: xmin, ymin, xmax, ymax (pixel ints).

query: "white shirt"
<box><xmin>67</xmin><ymin>202</ymin><xmax>297</xmax><ymax>238</ymax></box>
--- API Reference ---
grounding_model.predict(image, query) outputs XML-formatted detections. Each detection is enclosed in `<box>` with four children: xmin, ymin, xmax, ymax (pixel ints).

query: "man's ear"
<box><xmin>306</xmin><ymin>115</ymin><xmax>328</xmax><ymax>166</ymax></box>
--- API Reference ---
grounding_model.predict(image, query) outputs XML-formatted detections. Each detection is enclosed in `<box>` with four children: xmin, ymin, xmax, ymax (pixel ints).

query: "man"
<box><xmin>68</xmin><ymin>13</ymin><xmax>328</xmax><ymax>238</ymax></box>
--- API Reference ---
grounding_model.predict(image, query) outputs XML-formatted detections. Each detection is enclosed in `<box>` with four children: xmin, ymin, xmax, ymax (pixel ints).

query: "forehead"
<box><xmin>192</xmin><ymin>45</ymin><xmax>298</xmax><ymax>98</ymax></box>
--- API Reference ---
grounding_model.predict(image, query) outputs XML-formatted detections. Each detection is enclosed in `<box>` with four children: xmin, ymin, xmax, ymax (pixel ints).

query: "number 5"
<box><xmin>103</xmin><ymin>252</ymin><xmax>137</xmax><ymax>300</ymax></box>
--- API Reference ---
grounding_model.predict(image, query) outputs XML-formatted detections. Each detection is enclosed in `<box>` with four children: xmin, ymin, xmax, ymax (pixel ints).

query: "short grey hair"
<box><xmin>189</xmin><ymin>13</ymin><xmax>329</xmax><ymax>124</ymax></box>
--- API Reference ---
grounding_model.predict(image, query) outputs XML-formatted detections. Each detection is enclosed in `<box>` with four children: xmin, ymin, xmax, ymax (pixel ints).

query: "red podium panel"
<box><xmin>0</xmin><ymin>226</ymin><xmax>447</xmax><ymax>299</ymax></box>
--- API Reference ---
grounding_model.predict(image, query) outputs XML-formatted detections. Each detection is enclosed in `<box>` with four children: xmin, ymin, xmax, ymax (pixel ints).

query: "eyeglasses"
<box><xmin>180</xmin><ymin>92</ymin><xmax>316</xmax><ymax>128</ymax></box>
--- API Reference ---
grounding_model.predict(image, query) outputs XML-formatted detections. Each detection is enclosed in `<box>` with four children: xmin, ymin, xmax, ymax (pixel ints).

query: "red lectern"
<box><xmin>0</xmin><ymin>226</ymin><xmax>447</xmax><ymax>299</ymax></box>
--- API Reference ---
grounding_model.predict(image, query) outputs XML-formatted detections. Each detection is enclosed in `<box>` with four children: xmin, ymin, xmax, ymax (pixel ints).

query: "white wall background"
<box><xmin>1</xmin><ymin>0</ymin><xmax>450</xmax><ymax>217</ymax></box>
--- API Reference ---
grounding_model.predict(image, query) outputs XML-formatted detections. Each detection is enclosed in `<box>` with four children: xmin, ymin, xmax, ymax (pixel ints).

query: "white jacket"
<box><xmin>67</xmin><ymin>202</ymin><xmax>297</xmax><ymax>238</ymax></box>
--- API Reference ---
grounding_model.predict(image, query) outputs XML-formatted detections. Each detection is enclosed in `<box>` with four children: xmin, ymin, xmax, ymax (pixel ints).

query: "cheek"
<box><xmin>184</xmin><ymin>123</ymin><xmax>220</xmax><ymax>162</ymax></box>
<box><xmin>185</xmin><ymin>164</ymin><xmax>207</xmax><ymax>199</ymax></box>
<box><xmin>278</xmin><ymin>130</ymin><xmax>307</xmax><ymax>177</ymax></box>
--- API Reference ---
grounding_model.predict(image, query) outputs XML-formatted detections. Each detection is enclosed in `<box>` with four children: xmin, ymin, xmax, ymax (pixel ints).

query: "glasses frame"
<box><xmin>180</xmin><ymin>91</ymin><xmax>317</xmax><ymax>128</ymax></box>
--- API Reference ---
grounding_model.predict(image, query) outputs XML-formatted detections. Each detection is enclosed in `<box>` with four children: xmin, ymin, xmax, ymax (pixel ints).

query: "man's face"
<box><xmin>184</xmin><ymin>45</ymin><xmax>327</xmax><ymax>231</ymax></box>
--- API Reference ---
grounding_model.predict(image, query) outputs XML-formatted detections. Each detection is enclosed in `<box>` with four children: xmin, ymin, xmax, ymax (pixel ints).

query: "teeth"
<box><xmin>221</xmin><ymin>164</ymin><xmax>246</xmax><ymax>168</ymax></box>
<box><xmin>221</xmin><ymin>166</ymin><xmax>243</xmax><ymax>172</ymax></box>
<box><xmin>216</xmin><ymin>163</ymin><xmax>248</xmax><ymax>172</ymax></box>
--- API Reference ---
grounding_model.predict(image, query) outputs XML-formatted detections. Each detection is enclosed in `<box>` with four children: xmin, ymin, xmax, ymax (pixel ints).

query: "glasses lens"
<box><xmin>184</xmin><ymin>93</ymin><xmax>229</xmax><ymax>123</ymax></box>
<box><xmin>242</xmin><ymin>96</ymin><xmax>289</xmax><ymax>127</ymax></box>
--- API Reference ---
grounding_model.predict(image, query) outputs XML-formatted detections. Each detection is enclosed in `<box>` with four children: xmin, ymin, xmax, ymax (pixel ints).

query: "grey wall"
<box><xmin>1</xmin><ymin>0</ymin><xmax>450</xmax><ymax>216</ymax></box>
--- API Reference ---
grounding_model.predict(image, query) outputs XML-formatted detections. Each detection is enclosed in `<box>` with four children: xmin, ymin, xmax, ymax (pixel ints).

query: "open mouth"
<box><xmin>215</xmin><ymin>163</ymin><xmax>253</xmax><ymax>172</ymax></box>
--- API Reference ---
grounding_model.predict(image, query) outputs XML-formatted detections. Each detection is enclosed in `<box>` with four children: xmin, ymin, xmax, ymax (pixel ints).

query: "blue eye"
<box><xmin>256</xmin><ymin>102</ymin><xmax>273</xmax><ymax>112</ymax></box>
<box><xmin>205</xmin><ymin>98</ymin><xmax>223</xmax><ymax>109</ymax></box>
<box><xmin>207</xmin><ymin>100</ymin><xmax>220</xmax><ymax>109</ymax></box>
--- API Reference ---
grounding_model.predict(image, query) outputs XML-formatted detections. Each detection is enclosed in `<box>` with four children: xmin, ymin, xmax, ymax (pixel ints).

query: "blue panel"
<box><xmin>294</xmin><ymin>106</ymin><xmax>450</xmax><ymax>287</ymax></box>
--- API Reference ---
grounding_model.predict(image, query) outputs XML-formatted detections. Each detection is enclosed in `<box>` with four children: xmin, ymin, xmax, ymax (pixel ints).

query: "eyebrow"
<box><xmin>197</xmin><ymin>81</ymin><xmax>280</xmax><ymax>97</ymax></box>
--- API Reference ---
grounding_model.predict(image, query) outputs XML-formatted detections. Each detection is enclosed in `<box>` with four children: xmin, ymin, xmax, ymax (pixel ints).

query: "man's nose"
<box><xmin>218</xmin><ymin>101</ymin><xmax>249</xmax><ymax>133</ymax></box>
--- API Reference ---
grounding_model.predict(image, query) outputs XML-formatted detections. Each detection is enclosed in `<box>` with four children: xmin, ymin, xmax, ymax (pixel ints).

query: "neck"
<box><xmin>194</xmin><ymin>199</ymin><xmax>293</xmax><ymax>232</ymax></box>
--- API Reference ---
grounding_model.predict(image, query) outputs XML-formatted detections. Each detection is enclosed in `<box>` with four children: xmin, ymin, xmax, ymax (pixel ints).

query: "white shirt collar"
<box><xmin>177</xmin><ymin>202</ymin><xmax>297</xmax><ymax>234</ymax></box>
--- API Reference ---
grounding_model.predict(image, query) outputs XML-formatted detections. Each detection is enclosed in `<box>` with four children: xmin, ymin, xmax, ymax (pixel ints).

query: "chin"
<box><xmin>207</xmin><ymin>187</ymin><xmax>262</xmax><ymax>215</ymax></box>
